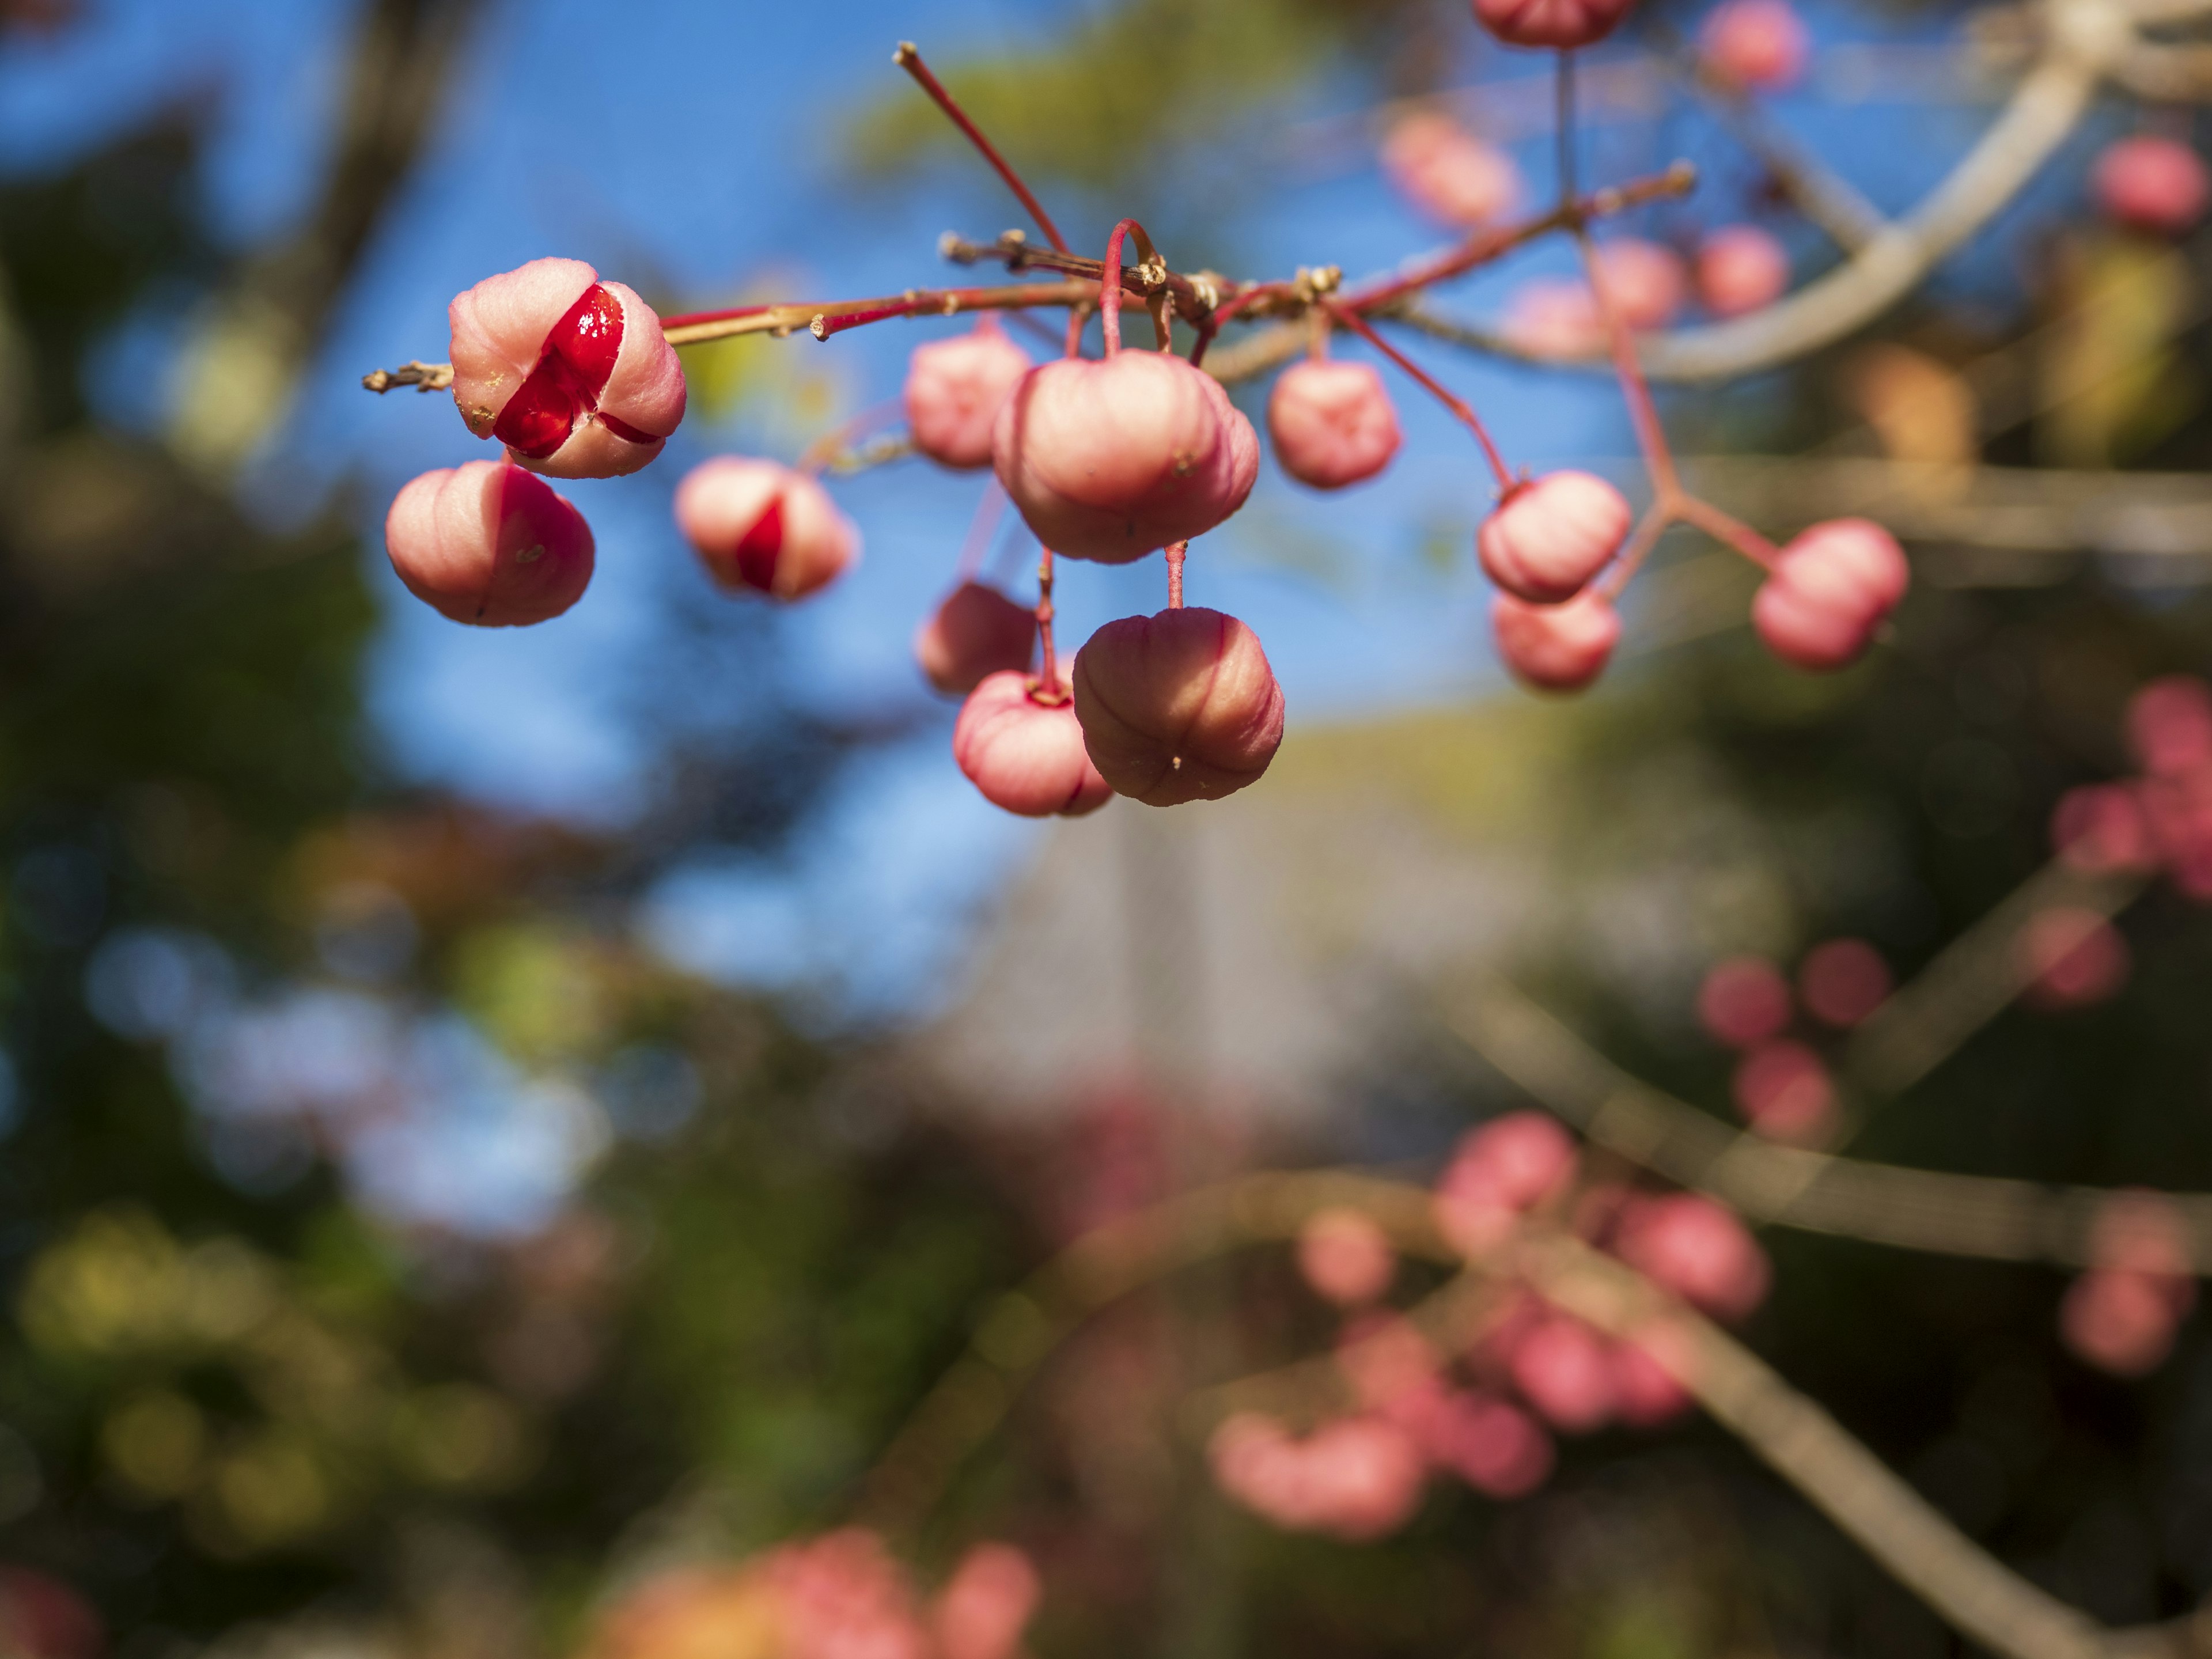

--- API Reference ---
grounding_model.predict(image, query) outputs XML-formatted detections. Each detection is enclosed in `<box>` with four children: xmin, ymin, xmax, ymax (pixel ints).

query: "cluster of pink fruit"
<box><xmin>1695</xmin><ymin>940</ymin><xmax>1891</xmax><ymax>1142</ymax></box>
<box><xmin>2059</xmin><ymin>1191</ymin><xmax>2199</xmax><ymax>1377</ymax></box>
<box><xmin>1207</xmin><ymin>1113</ymin><xmax>1771</xmax><ymax>1540</ymax></box>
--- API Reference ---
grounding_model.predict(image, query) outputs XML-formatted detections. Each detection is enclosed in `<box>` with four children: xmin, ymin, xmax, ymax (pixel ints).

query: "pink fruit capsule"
<box><xmin>1479</xmin><ymin>471</ymin><xmax>1632</xmax><ymax>604</ymax></box>
<box><xmin>931</xmin><ymin>1544</ymin><xmax>1041</xmax><ymax>1659</ymax></box>
<box><xmin>2094</xmin><ymin>135</ymin><xmax>2211</xmax><ymax>237</ymax></box>
<box><xmin>383</xmin><ymin>460</ymin><xmax>594</xmax><ymax>627</ymax></box>
<box><xmin>991</xmin><ymin>351</ymin><xmax>1259</xmax><ymax>563</ymax></box>
<box><xmin>1472</xmin><ymin>0</ymin><xmax>1637</xmax><ymax>50</ymax></box>
<box><xmin>1593</xmin><ymin>239</ymin><xmax>1687</xmax><ymax>332</ymax></box>
<box><xmin>2019</xmin><ymin>907</ymin><xmax>2129</xmax><ymax>1008</ymax></box>
<box><xmin>1611</xmin><ymin>1322</ymin><xmax>1697</xmax><ymax>1426</ymax></box>
<box><xmin>2050</xmin><ymin>784</ymin><xmax>2155</xmax><ymax>874</ymax></box>
<box><xmin>1071</xmin><ymin>607</ymin><xmax>1285</xmax><ymax>806</ymax></box>
<box><xmin>1421</xmin><ymin>1391</ymin><xmax>1554</xmax><ymax>1498</ymax></box>
<box><xmin>1503</xmin><ymin>278</ymin><xmax>1604</xmax><ymax>359</ymax></box>
<box><xmin>674</xmin><ymin>456</ymin><xmax>859</xmax><ymax>601</ymax></box>
<box><xmin>954</xmin><ymin>669</ymin><xmax>1112</xmax><ymax>819</ymax></box>
<box><xmin>1297</xmin><ymin>1209</ymin><xmax>1397</xmax><ymax>1307</ymax></box>
<box><xmin>1491</xmin><ymin>589</ymin><xmax>1621</xmax><ymax>693</ymax></box>
<box><xmin>1699</xmin><ymin>0</ymin><xmax>1810</xmax><ymax>90</ymax></box>
<box><xmin>1751</xmin><ymin>518</ymin><xmax>1910</xmax><ymax>671</ymax></box>
<box><xmin>448</xmin><ymin>257</ymin><xmax>685</xmax><ymax>480</ymax></box>
<box><xmin>1508</xmin><ymin>1314</ymin><xmax>1618</xmax><ymax>1433</ymax></box>
<box><xmin>1731</xmin><ymin>1039</ymin><xmax>1835</xmax><ymax>1141</ymax></box>
<box><xmin>1615</xmin><ymin>1194</ymin><xmax>1771</xmax><ymax>1321</ymax></box>
<box><xmin>2061</xmin><ymin>1270</ymin><xmax>2180</xmax><ymax>1376</ymax></box>
<box><xmin>1267</xmin><ymin>359</ymin><xmax>1403</xmax><ymax>490</ymax></box>
<box><xmin>1380</xmin><ymin>112</ymin><xmax>1522</xmax><ymax>228</ymax></box>
<box><xmin>914</xmin><ymin>582</ymin><xmax>1036</xmax><ymax>696</ymax></box>
<box><xmin>1696</xmin><ymin>956</ymin><xmax>1791</xmax><ymax>1047</ymax></box>
<box><xmin>1798</xmin><ymin>938</ymin><xmax>1891</xmax><ymax>1027</ymax></box>
<box><xmin>904</xmin><ymin>317</ymin><xmax>1034</xmax><ymax>471</ymax></box>
<box><xmin>2126</xmin><ymin>676</ymin><xmax>2212</xmax><ymax>777</ymax></box>
<box><xmin>1695</xmin><ymin>225</ymin><xmax>1791</xmax><ymax>317</ymax></box>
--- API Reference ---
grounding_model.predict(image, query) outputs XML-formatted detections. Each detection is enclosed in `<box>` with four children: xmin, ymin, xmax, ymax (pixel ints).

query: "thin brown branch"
<box><xmin>361</xmin><ymin>359</ymin><xmax>453</xmax><ymax>393</ymax></box>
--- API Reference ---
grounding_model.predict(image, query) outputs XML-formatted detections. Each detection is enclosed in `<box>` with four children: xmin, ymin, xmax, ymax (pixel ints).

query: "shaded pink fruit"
<box><xmin>1267</xmin><ymin>359</ymin><xmax>1402</xmax><ymax>490</ymax></box>
<box><xmin>1338</xmin><ymin>1313</ymin><xmax>1443</xmax><ymax>1415</ymax></box>
<box><xmin>931</xmin><ymin>1544</ymin><xmax>1041</xmax><ymax>1659</ymax></box>
<box><xmin>2094</xmin><ymin>136</ymin><xmax>2211</xmax><ymax>236</ymax></box>
<box><xmin>1298</xmin><ymin>1209</ymin><xmax>1397</xmax><ymax>1306</ymax></box>
<box><xmin>1493</xmin><ymin>589</ymin><xmax>1620</xmax><ymax>692</ymax></box>
<box><xmin>1699</xmin><ymin>0</ymin><xmax>1809</xmax><ymax>89</ymax></box>
<box><xmin>905</xmin><ymin>318</ymin><xmax>1034</xmax><ymax>470</ymax></box>
<box><xmin>2051</xmin><ymin>784</ymin><xmax>2155</xmax><ymax>874</ymax></box>
<box><xmin>1207</xmin><ymin>1413</ymin><xmax>1426</xmax><ymax>1541</ymax></box>
<box><xmin>2126</xmin><ymin>675</ymin><xmax>2212</xmax><ymax>777</ymax></box>
<box><xmin>2138</xmin><ymin>769</ymin><xmax>2212</xmax><ymax>897</ymax></box>
<box><xmin>1435</xmin><ymin>1112</ymin><xmax>1578</xmax><ymax>1256</ymax></box>
<box><xmin>1509</xmin><ymin>1314</ymin><xmax>1617</xmax><ymax>1433</ymax></box>
<box><xmin>763</xmin><ymin>1529</ymin><xmax>930</xmax><ymax>1659</ymax></box>
<box><xmin>1503</xmin><ymin>278</ymin><xmax>1604</xmax><ymax>358</ymax></box>
<box><xmin>1615</xmin><ymin>1194</ymin><xmax>1771</xmax><ymax>1320</ymax></box>
<box><xmin>1697</xmin><ymin>956</ymin><xmax>1791</xmax><ymax>1047</ymax></box>
<box><xmin>1380</xmin><ymin>112</ymin><xmax>1521</xmax><ymax>227</ymax></box>
<box><xmin>1751</xmin><ymin>518</ymin><xmax>1910</xmax><ymax>671</ymax></box>
<box><xmin>1071</xmin><ymin>607</ymin><xmax>1285</xmax><ymax>806</ymax></box>
<box><xmin>1732</xmin><ymin>1039</ymin><xmax>1834</xmax><ymax>1141</ymax></box>
<box><xmin>1695</xmin><ymin>225</ymin><xmax>1791</xmax><ymax>317</ymax></box>
<box><xmin>675</xmin><ymin>457</ymin><xmax>858</xmax><ymax>601</ymax></box>
<box><xmin>449</xmin><ymin>257</ymin><xmax>685</xmax><ymax>479</ymax></box>
<box><xmin>914</xmin><ymin>582</ymin><xmax>1036</xmax><ymax>695</ymax></box>
<box><xmin>384</xmin><ymin>460</ymin><xmax>594</xmax><ymax>627</ymax></box>
<box><xmin>991</xmin><ymin>352</ymin><xmax>1258</xmax><ymax>563</ymax></box>
<box><xmin>1422</xmin><ymin>1391</ymin><xmax>1554</xmax><ymax>1497</ymax></box>
<box><xmin>1593</xmin><ymin>239</ymin><xmax>1687</xmax><ymax>332</ymax></box>
<box><xmin>954</xmin><ymin>669</ymin><xmax>1112</xmax><ymax>819</ymax></box>
<box><xmin>2019</xmin><ymin>907</ymin><xmax>2128</xmax><ymax>1008</ymax></box>
<box><xmin>1612</xmin><ymin>1322</ymin><xmax>1697</xmax><ymax>1426</ymax></box>
<box><xmin>2061</xmin><ymin>1270</ymin><xmax>2180</xmax><ymax>1376</ymax></box>
<box><xmin>1473</xmin><ymin>0</ymin><xmax>1637</xmax><ymax>50</ymax></box>
<box><xmin>1479</xmin><ymin>471</ymin><xmax>1631</xmax><ymax>604</ymax></box>
<box><xmin>1798</xmin><ymin>938</ymin><xmax>1891</xmax><ymax>1027</ymax></box>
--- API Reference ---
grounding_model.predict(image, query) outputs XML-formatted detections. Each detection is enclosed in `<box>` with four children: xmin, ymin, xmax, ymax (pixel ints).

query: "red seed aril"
<box><xmin>1798</xmin><ymin>937</ymin><xmax>1891</xmax><ymax>1027</ymax></box>
<box><xmin>914</xmin><ymin>582</ymin><xmax>1036</xmax><ymax>696</ymax></box>
<box><xmin>1696</xmin><ymin>955</ymin><xmax>1792</xmax><ymax>1047</ymax></box>
<box><xmin>1491</xmin><ymin>589</ymin><xmax>1621</xmax><ymax>693</ymax></box>
<box><xmin>1380</xmin><ymin>112</ymin><xmax>1522</xmax><ymax>227</ymax></box>
<box><xmin>1615</xmin><ymin>1194</ymin><xmax>1771</xmax><ymax>1321</ymax></box>
<box><xmin>383</xmin><ymin>460</ymin><xmax>594</xmax><ymax>627</ymax></box>
<box><xmin>449</xmin><ymin>257</ymin><xmax>685</xmax><ymax>479</ymax></box>
<box><xmin>1479</xmin><ymin>471</ymin><xmax>1632</xmax><ymax>604</ymax></box>
<box><xmin>1751</xmin><ymin>517</ymin><xmax>1910</xmax><ymax>672</ymax></box>
<box><xmin>1071</xmin><ymin>607</ymin><xmax>1285</xmax><ymax>806</ymax></box>
<box><xmin>2094</xmin><ymin>135</ymin><xmax>2211</xmax><ymax>237</ymax></box>
<box><xmin>953</xmin><ymin>669</ymin><xmax>1112</xmax><ymax>819</ymax></box>
<box><xmin>991</xmin><ymin>351</ymin><xmax>1259</xmax><ymax>563</ymax></box>
<box><xmin>904</xmin><ymin>317</ymin><xmax>1034</xmax><ymax>471</ymax></box>
<box><xmin>674</xmin><ymin>456</ymin><xmax>859</xmax><ymax>601</ymax></box>
<box><xmin>1472</xmin><ymin>0</ymin><xmax>1637</xmax><ymax>50</ymax></box>
<box><xmin>1695</xmin><ymin>225</ymin><xmax>1791</xmax><ymax>317</ymax></box>
<box><xmin>1267</xmin><ymin>359</ymin><xmax>1403</xmax><ymax>490</ymax></box>
<box><xmin>1699</xmin><ymin>0</ymin><xmax>1810</xmax><ymax>89</ymax></box>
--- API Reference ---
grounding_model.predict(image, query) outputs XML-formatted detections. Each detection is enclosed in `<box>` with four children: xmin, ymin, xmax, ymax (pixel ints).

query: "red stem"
<box><xmin>1674</xmin><ymin>494</ymin><xmax>1780</xmax><ymax>569</ymax></box>
<box><xmin>1032</xmin><ymin>545</ymin><xmax>1062</xmax><ymax>700</ymax></box>
<box><xmin>1323</xmin><ymin>300</ymin><xmax>1514</xmax><ymax>494</ymax></box>
<box><xmin>1166</xmin><ymin>541</ymin><xmax>1186</xmax><ymax>609</ymax></box>
<box><xmin>1100</xmin><ymin>219</ymin><xmax>1145</xmax><ymax>357</ymax></box>
<box><xmin>1574</xmin><ymin>229</ymin><xmax>1681</xmax><ymax>500</ymax></box>
<box><xmin>893</xmin><ymin>43</ymin><xmax>1070</xmax><ymax>254</ymax></box>
<box><xmin>956</xmin><ymin>479</ymin><xmax>1007</xmax><ymax>582</ymax></box>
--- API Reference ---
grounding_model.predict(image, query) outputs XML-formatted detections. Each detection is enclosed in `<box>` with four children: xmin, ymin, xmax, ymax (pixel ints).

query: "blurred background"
<box><xmin>3</xmin><ymin>0</ymin><xmax>2211</xmax><ymax>1654</ymax></box>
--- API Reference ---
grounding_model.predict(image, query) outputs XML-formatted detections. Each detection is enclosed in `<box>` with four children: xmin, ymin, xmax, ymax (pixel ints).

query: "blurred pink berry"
<box><xmin>1435</xmin><ymin>1113</ymin><xmax>1578</xmax><ymax>1256</ymax></box>
<box><xmin>931</xmin><ymin>1544</ymin><xmax>1041</xmax><ymax>1659</ymax></box>
<box><xmin>675</xmin><ymin>456</ymin><xmax>858</xmax><ymax>601</ymax></box>
<box><xmin>1612</xmin><ymin>1322</ymin><xmax>1697</xmax><ymax>1426</ymax></box>
<box><xmin>1380</xmin><ymin>112</ymin><xmax>1522</xmax><ymax>227</ymax></box>
<box><xmin>1615</xmin><ymin>1194</ymin><xmax>1771</xmax><ymax>1320</ymax></box>
<box><xmin>1509</xmin><ymin>1314</ymin><xmax>1617</xmax><ymax>1433</ymax></box>
<box><xmin>1695</xmin><ymin>225</ymin><xmax>1791</xmax><ymax>317</ymax></box>
<box><xmin>2137</xmin><ymin>770</ymin><xmax>2212</xmax><ymax>897</ymax></box>
<box><xmin>449</xmin><ymin>257</ymin><xmax>685</xmax><ymax>479</ymax></box>
<box><xmin>765</xmin><ymin>1529</ymin><xmax>930</xmax><ymax>1659</ymax></box>
<box><xmin>1503</xmin><ymin>278</ymin><xmax>1604</xmax><ymax>358</ymax></box>
<box><xmin>954</xmin><ymin>669</ymin><xmax>1113</xmax><ymax>819</ymax></box>
<box><xmin>1593</xmin><ymin>239</ymin><xmax>1687</xmax><ymax>332</ymax></box>
<box><xmin>1472</xmin><ymin>0</ymin><xmax>1637</xmax><ymax>50</ymax></box>
<box><xmin>2019</xmin><ymin>907</ymin><xmax>2129</xmax><ymax>1009</ymax></box>
<box><xmin>2088</xmin><ymin>1191</ymin><xmax>2196</xmax><ymax>1285</ymax></box>
<box><xmin>1071</xmin><ymin>607</ymin><xmax>1285</xmax><ymax>806</ymax></box>
<box><xmin>1732</xmin><ymin>1039</ymin><xmax>1835</xmax><ymax>1141</ymax></box>
<box><xmin>2094</xmin><ymin>136</ymin><xmax>2210</xmax><ymax>236</ymax></box>
<box><xmin>1479</xmin><ymin>471</ymin><xmax>1632</xmax><ymax>604</ymax></box>
<box><xmin>1491</xmin><ymin>590</ymin><xmax>1620</xmax><ymax>693</ymax></box>
<box><xmin>1267</xmin><ymin>359</ymin><xmax>1403</xmax><ymax>490</ymax></box>
<box><xmin>905</xmin><ymin>318</ymin><xmax>1034</xmax><ymax>471</ymax></box>
<box><xmin>1298</xmin><ymin>1209</ymin><xmax>1397</xmax><ymax>1306</ymax></box>
<box><xmin>1696</xmin><ymin>956</ymin><xmax>1791</xmax><ymax>1047</ymax></box>
<box><xmin>1207</xmin><ymin>1414</ymin><xmax>1426</xmax><ymax>1541</ymax></box>
<box><xmin>2051</xmin><ymin>784</ymin><xmax>2155</xmax><ymax>874</ymax></box>
<box><xmin>1338</xmin><ymin>1313</ymin><xmax>1443</xmax><ymax>1414</ymax></box>
<box><xmin>384</xmin><ymin>460</ymin><xmax>594</xmax><ymax>627</ymax></box>
<box><xmin>914</xmin><ymin>582</ymin><xmax>1036</xmax><ymax>696</ymax></box>
<box><xmin>1421</xmin><ymin>1391</ymin><xmax>1554</xmax><ymax>1498</ymax></box>
<box><xmin>2061</xmin><ymin>1270</ymin><xmax>2180</xmax><ymax>1376</ymax></box>
<box><xmin>991</xmin><ymin>353</ymin><xmax>1257</xmax><ymax>563</ymax></box>
<box><xmin>1798</xmin><ymin>938</ymin><xmax>1891</xmax><ymax>1027</ymax></box>
<box><xmin>2126</xmin><ymin>675</ymin><xmax>2212</xmax><ymax>777</ymax></box>
<box><xmin>1751</xmin><ymin>518</ymin><xmax>1910</xmax><ymax>671</ymax></box>
<box><xmin>1699</xmin><ymin>0</ymin><xmax>1810</xmax><ymax>89</ymax></box>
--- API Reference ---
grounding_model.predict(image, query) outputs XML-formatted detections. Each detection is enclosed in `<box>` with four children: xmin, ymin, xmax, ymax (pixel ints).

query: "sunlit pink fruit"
<box><xmin>931</xmin><ymin>1544</ymin><xmax>1041</xmax><ymax>1659</ymax></box>
<box><xmin>1380</xmin><ymin>112</ymin><xmax>1522</xmax><ymax>227</ymax></box>
<box><xmin>914</xmin><ymin>582</ymin><xmax>1035</xmax><ymax>695</ymax></box>
<box><xmin>2061</xmin><ymin>1270</ymin><xmax>2180</xmax><ymax>1376</ymax></box>
<box><xmin>1504</xmin><ymin>278</ymin><xmax>1604</xmax><ymax>358</ymax></box>
<box><xmin>992</xmin><ymin>352</ymin><xmax>1259</xmax><ymax>562</ymax></box>
<box><xmin>1695</xmin><ymin>225</ymin><xmax>1791</xmax><ymax>317</ymax></box>
<box><xmin>905</xmin><ymin>318</ymin><xmax>1034</xmax><ymax>470</ymax></box>
<box><xmin>1509</xmin><ymin>1314</ymin><xmax>1617</xmax><ymax>1432</ymax></box>
<box><xmin>1751</xmin><ymin>518</ymin><xmax>1910</xmax><ymax>671</ymax></box>
<box><xmin>2126</xmin><ymin>675</ymin><xmax>2212</xmax><ymax>777</ymax></box>
<box><xmin>1298</xmin><ymin>1209</ymin><xmax>1397</xmax><ymax>1306</ymax></box>
<box><xmin>1696</xmin><ymin>956</ymin><xmax>1791</xmax><ymax>1047</ymax></box>
<box><xmin>2051</xmin><ymin>784</ymin><xmax>2155</xmax><ymax>874</ymax></box>
<box><xmin>1612</xmin><ymin>1323</ymin><xmax>1696</xmax><ymax>1426</ymax></box>
<box><xmin>1267</xmin><ymin>359</ymin><xmax>1403</xmax><ymax>489</ymax></box>
<box><xmin>1071</xmin><ymin>607</ymin><xmax>1285</xmax><ymax>806</ymax></box>
<box><xmin>675</xmin><ymin>456</ymin><xmax>858</xmax><ymax>600</ymax></box>
<box><xmin>2093</xmin><ymin>136</ymin><xmax>2211</xmax><ymax>236</ymax></box>
<box><xmin>1798</xmin><ymin>938</ymin><xmax>1891</xmax><ymax>1027</ymax></box>
<box><xmin>1732</xmin><ymin>1039</ymin><xmax>1834</xmax><ymax>1141</ymax></box>
<box><xmin>1420</xmin><ymin>1391</ymin><xmax>1554</xmax><ymax>1497</ymax></box>
<box><xmin>1593</xmin><ymin>239</ymin><xmax>1687</xmax><ymax>332</ymax></box>
<box><xmin>449</xmin><ymin>257</ymin><xmax>685</xmax><ymax>479</ymax></box>
<box><xmin>1492</xmin><ymin>590</ymin><xmax>1620</xmax><ymax>692</ymax></box>
<box><xmin>1615</xmin><ymin>1194</ymin><xmax>1771</xmax><ymax>1320</ymax></box>
<box><xmin>955</xmin><ymin>669</ymin><xmax>1112</xmax><ymax>819</ymax></box>
<box><xmin>1472</xmin><ymin>0</ymin><xmax>1637</xmax><ymax>50</ymax></box>
<box><xmin>2018</xmin><ymin>907</ymin><xmax>2129</xmax><ymax>1008</ymax></box>
<box><xmin>384</xmin><ymin>460</ymin><xmax>594</xmax><ymax>627</ymax></box>
<box><xmin>1699</xmin><ymin>0</ymin><xmax>1810</xmax><ymax>89</ymax></box>
<box><xmin>1479</xmin><ymin>471</ymin><xmax>1631</xmax><ymax>604</ymax></box>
